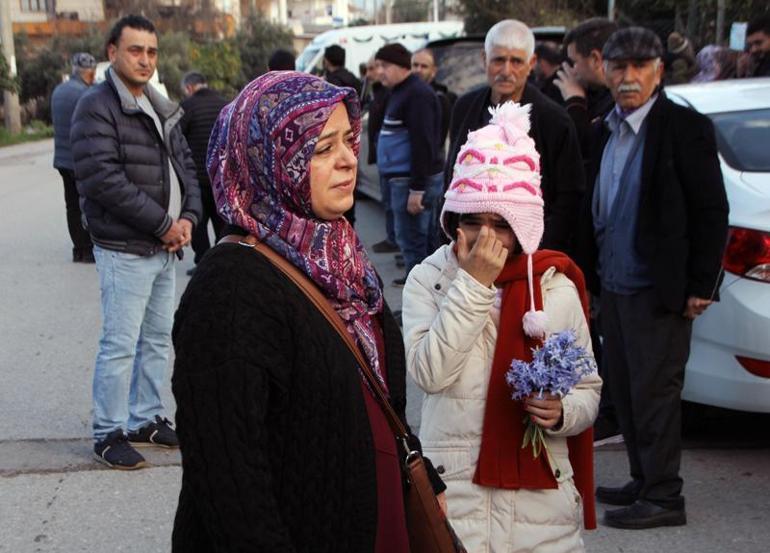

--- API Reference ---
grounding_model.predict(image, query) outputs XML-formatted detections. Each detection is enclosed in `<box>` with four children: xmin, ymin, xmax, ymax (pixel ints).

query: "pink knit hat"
<box><xmin>441</xmin><ymin>101</ymin><xmax>548</xmax><ymax>338</ymax></box>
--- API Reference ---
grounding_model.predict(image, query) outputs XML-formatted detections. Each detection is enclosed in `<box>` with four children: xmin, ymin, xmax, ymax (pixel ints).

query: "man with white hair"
<box><xmin>575</xmin><ymin>27</ymin><xmax>728</xmax><ymax>529</ymax></box>
<box><xmin>446</xmin><ymin>19</ymin><xmax>584</xmax><ymax>253</ymax></box>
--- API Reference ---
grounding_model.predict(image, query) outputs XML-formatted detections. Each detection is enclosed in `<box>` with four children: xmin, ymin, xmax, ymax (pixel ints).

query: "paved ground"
<box><xmin>1</xmin><ymin>139</ymin><xmax>768</xmax><ymax>552</ymax></box>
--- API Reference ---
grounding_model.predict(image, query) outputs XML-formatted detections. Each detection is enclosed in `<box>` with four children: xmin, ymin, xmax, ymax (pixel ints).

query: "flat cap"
<box><xmin>71</xmin><ymin>52</ymin><xmax>97</xmax><ymax>69</ymax></box>
<box><xmin>602</xmin><ymin>27</ymin><xmax>664</xmax><ymax>61</ymax></box>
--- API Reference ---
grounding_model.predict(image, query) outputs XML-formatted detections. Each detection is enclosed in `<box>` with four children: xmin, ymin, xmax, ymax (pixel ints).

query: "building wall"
<box><xmin>11</xmin><ymin>0</ymin><xmax>104</xmax><ymax>23</ymax></box>
<box><xmin>57</xmin><ymin>0</ymin><xmax>105</xmax><ymax>21</ymax></box>
<box><xmin>11</xmin><ymin>0</ymin><xmax>49</xmax><ymax>23</ymax></box>
<box><xmin>287</xmin><ymin>0</ymin><xmax>348</xmax><ymax>27</ymax></box>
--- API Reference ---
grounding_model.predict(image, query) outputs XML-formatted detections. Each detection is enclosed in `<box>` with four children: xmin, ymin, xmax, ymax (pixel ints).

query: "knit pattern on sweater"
<box><xmin>171</xmin><ymin>243</ymin><xmax>419</xmax><ymax>552</ymax></box>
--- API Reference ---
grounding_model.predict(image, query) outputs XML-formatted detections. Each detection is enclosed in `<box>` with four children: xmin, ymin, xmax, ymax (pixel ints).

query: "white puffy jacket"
<box><xmin>403</xmin><ymin>245</ymin><xmax>601</xmax><ymax>553</ymax></box>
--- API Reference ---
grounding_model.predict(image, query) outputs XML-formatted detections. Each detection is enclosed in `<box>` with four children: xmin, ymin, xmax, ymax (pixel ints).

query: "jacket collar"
<box><xmin>106</xmin><ymin>67</ymin><xmax>181</xmax><ymax>120</ymax></box>
<box><xmin>639</xmin><ymin>91</ymin><xmax>668</xmax><ymax>200</ymax></box>
<box><xmin>422</xmin><ymin>244</ymin><xmax>460</xmax><ymax>282</ymax></box>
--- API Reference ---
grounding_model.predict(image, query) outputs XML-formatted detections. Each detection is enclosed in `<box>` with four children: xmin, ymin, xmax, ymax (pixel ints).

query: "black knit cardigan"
<box><xmin>171</xmin><ymin>243</ymin><xmax>443</xmax><ymax>552</ymax></box>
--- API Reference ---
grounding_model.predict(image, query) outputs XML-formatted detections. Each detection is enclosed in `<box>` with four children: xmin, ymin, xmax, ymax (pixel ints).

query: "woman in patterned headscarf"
<box><xmin>171</xmin><ymin>72</ymin><xmax>444</xmax><ymax>552</ymax></box>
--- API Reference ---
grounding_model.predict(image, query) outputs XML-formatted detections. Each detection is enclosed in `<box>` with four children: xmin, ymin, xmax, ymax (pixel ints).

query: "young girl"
<box><xmin>403</xmin><ymin>102</ymin><xmax>601</xmax><ymax>552</ymax></box>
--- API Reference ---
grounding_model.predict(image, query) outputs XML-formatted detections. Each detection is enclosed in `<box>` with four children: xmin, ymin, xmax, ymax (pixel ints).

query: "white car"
<box><xmin>667</xmin><ymin>78</ymin><xmax>770</xmax><ymax>413</ymax></box>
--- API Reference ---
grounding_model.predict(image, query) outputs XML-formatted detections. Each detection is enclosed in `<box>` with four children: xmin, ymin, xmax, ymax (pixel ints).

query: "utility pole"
<box><xmin>716</xmin><ymin>0</ymin><xmax>726</xmax><ymax>45</ymax></box>
<box><xmin>1</xmin><ymin>0</ymin><xmax>22</xmax><ymax>134</ymax></box>
<box><xmin>607</xmin><ymin>0</ymin><xmax>616</xmax><ymax>21</ymax></box>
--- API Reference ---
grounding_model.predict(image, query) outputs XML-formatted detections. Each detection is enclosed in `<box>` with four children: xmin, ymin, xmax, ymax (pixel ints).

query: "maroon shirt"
<box><xmin>360</xmin><ymin>316</ymin><xmax>410</xmax><ymax>553</ymax></box>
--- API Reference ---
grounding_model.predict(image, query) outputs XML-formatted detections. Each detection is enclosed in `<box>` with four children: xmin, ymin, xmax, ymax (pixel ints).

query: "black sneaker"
<box><xmin>392</xmin><ymin>276</ymin><xmax>407</xmax><ymax>287</ymax></box>
<box><xmin>128</xmin><ymin>415</ymin><xmax>179</xmax><ymax>449</ymax></box>
<box><xmin>372</xmin><ymin>239</ymin><xmax>400</xmax><ymax>253</ymax></box>
<box><xmin>93</xmin><ymin>429</ymin><xmax>148</xmax><ymax>470</ymax></box>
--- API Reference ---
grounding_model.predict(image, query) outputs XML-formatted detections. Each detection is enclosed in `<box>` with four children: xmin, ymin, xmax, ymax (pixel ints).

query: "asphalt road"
<box><xmin>1</xmin><ymin>139</ymin><xmax>768</xmax><ymax>552</ymax></box>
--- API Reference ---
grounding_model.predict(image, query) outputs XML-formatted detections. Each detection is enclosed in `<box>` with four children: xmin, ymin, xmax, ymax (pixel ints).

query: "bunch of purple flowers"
<box><xmin>505</xmin><ymin>330</ymin><xmax>595</xmax><ymax>457</ymax></box>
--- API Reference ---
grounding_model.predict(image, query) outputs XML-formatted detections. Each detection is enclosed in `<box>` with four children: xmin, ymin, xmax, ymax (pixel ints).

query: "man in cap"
<box><xmin>447</xmin><ymin>19</ymin><xmax>584</xmax><ymax>253</ymax></box>
<box><xmin>375</xmin><ymin>43</ymin><xmax>444</xmax><ymax>285</ymax></box>
<box><xmin>51</xmin><ymin>52</ymin><xmax>97</xmax><ymax>262</ymax></box>
<box><xmin>575</xmin><ymin>27</ymin><xmax>728</xmax><ymax>529</ymax></box>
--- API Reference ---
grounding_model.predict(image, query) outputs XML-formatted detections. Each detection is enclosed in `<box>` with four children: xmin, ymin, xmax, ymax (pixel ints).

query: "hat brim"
<box><xmin>440</xmin><ymin>192</ymin><xmax>544</xmax><ymax>254</ymax></box>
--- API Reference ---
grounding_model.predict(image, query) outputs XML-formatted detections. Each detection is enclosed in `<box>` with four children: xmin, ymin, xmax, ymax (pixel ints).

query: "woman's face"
<box><xmin>458</xmin><ymin>212</ymin><xmax>518</xmax><ymax>258</ymax></box>
<box><xmin>309</xmin><ymin>103</ymin><xmax>358</xmax><ymax>220</ymax></box>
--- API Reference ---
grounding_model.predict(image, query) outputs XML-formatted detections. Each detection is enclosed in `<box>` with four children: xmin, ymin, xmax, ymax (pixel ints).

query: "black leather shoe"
<box><xmin>604</xmin><ymin>500</ymin><xmax>686</xmax><ymax>529</ymax></box>
<box><xmin>596</xmin><ymin>481</ymin><xmax>640</xmax><ymax>506</ymax></box>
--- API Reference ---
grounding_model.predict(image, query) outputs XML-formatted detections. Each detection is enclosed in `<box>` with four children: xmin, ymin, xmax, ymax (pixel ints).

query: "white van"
<box><xmin>296</xmin><ymin>21</ymin><xmax>465</xmax><ymax>76</ymax></box>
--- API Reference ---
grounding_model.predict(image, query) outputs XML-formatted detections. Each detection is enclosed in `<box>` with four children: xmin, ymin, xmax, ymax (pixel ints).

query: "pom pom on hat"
<box><xmin>522</xmin><ymin>254</ymin><xmax>548</xmax><ymax>339</ymax></box>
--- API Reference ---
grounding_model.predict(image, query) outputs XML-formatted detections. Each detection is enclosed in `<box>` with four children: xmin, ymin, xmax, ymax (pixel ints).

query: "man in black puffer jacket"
<box><xmin>71</xmin><ymin>14</ymin><xmax>201</xmax><ymax>471</ymax></box>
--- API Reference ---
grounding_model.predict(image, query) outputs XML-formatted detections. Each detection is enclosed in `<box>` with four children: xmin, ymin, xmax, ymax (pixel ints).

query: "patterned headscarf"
<box><xmin>207</xmin><ymin>71</ymin><xmax>387</xmax><ymax>388</ymax></box>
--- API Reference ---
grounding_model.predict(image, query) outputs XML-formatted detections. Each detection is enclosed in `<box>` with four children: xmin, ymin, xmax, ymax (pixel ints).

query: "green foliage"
<box><xmin>0</xmin><ymin>120</ymin><xmax>53</xmax><ymax>148</ymax></box>
<box><xmin>190</xmin><ymin>41</ymin><xmax>242</xmax><ymax>98</ymax></box>
<box><xmin>53</xmin><ymin>28</ymin><xmax>107</xmax><ymax>60</ymax></box>
<box><xmin>0</xmin><ymin>44</ymin><xmax>20</xmax><ymax>94</ymax></box>
<box><xmin>236</xmin><ymin>14</ymin><xmax>294</xmax><ymax>86</ymax></box>
<box><xmin>14</xmin><ymin>29</ymin><xmax>107</xmax><ymax>111</ymax></box>
<box><xmin>14</xmin><ymin>33</ymin><xmax>66</xmax><ymax>122</ymax></box>
<box><xmin>392</xmin><ymin>0</ymin><xmax>430</xmax><ymax>23</ymax></box>
<box><xmin>458</xmin><ymin>0</ymin><xmax>594</xmax><ymax>35</ymax></box>
<box><xmin>157</xmin><ymin>31</ymin><xmax>195</xmax><ymax>100</ymax></box>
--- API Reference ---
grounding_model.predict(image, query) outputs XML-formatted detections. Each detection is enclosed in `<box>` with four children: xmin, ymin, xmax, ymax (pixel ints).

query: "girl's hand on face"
<box><xmin>525</xmin><ymin>393</ymin><xmax>564</xmax><ymax>429</ymax></box>
<box><xmin>456</xmin><ymin>226</ymin><xmax>508</xmax><ymax>287</ymax></box>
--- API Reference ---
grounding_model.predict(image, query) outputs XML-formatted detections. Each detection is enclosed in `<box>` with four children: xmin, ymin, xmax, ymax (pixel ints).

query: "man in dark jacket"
<box><xmin>533</xmin><ymin>42</ymin><xmax>565</xmax><ymax>105</ymax></box>
<box><xmin>575</xmin><ymin>28</ymin><xmax>728</xmax><ymax>530</ymax></box>
<box><xmin>556</xmin><ymin>18</ymin><xmax>617</xmax><ymax>162</ymax></box>
<box><xmin>411</xmin><ymin>48</ymin><xmax>457</xmax><ymax>147</ymax></box>
<box><xmin>323</xmin><ymin>45</ymin><xmax>362</xmax><ymax>93</ymax></box>
<box><xmin>447</xmin><ymin>19</ymin><xmax>584</xmax><ymax>253</ymax></box>
<box><xmin>71</xmin><ymin>15</ymin><xmax>201</xmax><ymax>470</ymax></box>
<box><xmin>375</xmin><ymin>43</ymin><xmax>444</xmax><ymax>284</ymax></box>
<box><xmin>179</xmin><ymin>71</ymin><xmax>228</xmax><ymax>271</ymax></box>
<box><xmin>746</xmin><ymin>15</ymin><xmax>770</xmax><ymax>77</ymax></box>
<box><xmin>51</xmin><ymin>52</ymin><xmax>96</xmax><ymax>262</ymax></box>
<box><xmin>555</xmin><ymin>17</ymin><xmax>619</xmax><ymax>443</ymax></box>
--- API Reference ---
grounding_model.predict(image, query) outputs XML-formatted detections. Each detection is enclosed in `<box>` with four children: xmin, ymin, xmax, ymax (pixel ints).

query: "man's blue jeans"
<box><xmin>92</xmin><ymin>246</ymin><xmax>175</xmax><ymax>441</ymax></box>
<box><xmin>379</xmin><ymin>174</ymin><xmax>396</xmax><ymax>245</ymax></box>
<box><xmin>388</xmin><ymin>172</ymin><xmax>444</xmax><ymax>274</ymax></box>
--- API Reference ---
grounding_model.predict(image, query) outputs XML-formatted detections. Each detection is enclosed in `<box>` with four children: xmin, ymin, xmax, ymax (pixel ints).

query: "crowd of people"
<box><xmin>45</xmin><ymin>10</ymin><xmax>768</xmax><ymax>552</ymax></box>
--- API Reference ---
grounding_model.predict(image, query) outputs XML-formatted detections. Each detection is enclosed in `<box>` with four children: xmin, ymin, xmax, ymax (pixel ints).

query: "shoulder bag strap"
<box><xmin>218</xmin><ymin>234</ymin><xmax>412</xmax><ymax>445</ymax></box>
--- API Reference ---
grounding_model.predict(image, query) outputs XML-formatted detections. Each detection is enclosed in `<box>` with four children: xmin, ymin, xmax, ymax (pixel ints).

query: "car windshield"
<box><xmin>433</xmin><ymin>40</ymin><xmax>487</xmax><ymax>96</ymax></box>
<box><xmin>710</xmin><ymin>109</ymin><xmax>770</xmax><ymax>173</ymax></box>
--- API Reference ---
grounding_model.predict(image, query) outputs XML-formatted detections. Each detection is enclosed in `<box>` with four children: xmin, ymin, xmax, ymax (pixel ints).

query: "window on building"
<box><xmin>20</xmin><ymin>0</ymin><xmax>50</xmax><ymax>12</ymax></box>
